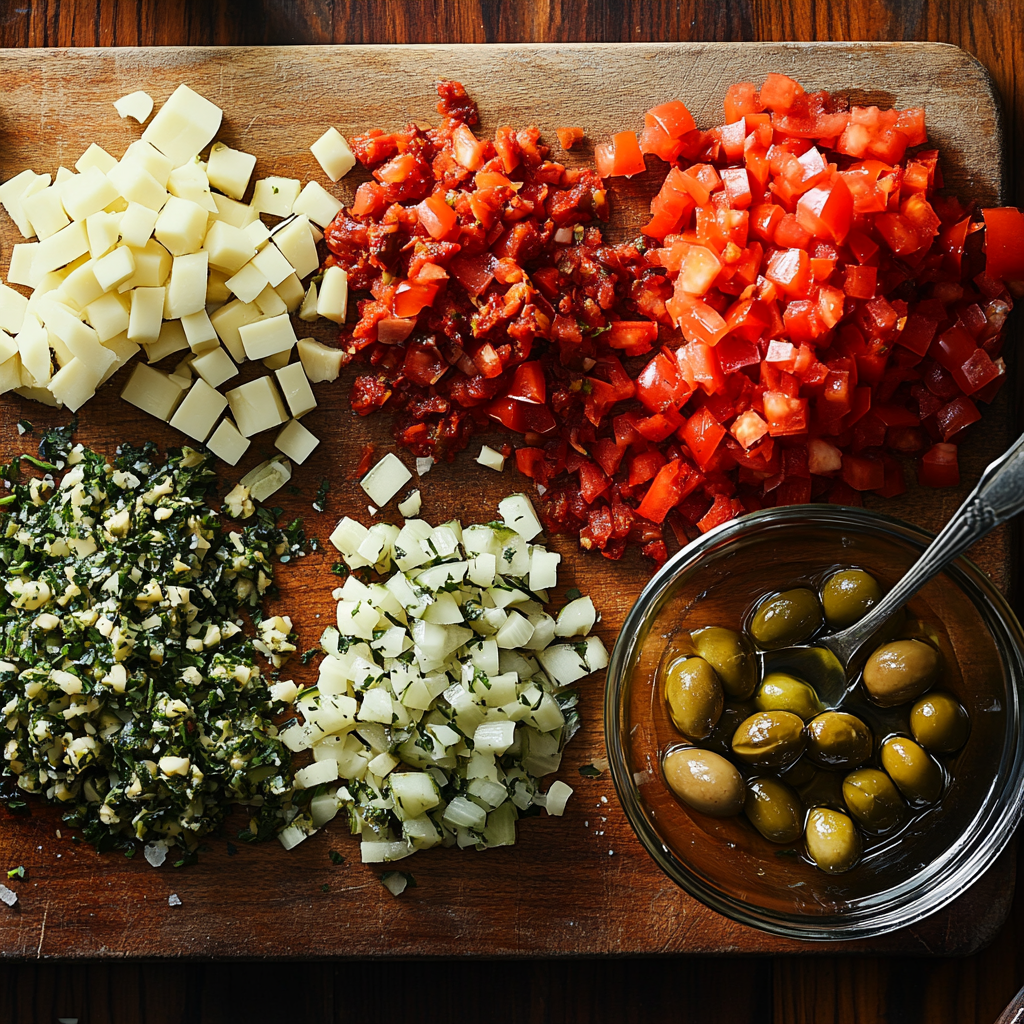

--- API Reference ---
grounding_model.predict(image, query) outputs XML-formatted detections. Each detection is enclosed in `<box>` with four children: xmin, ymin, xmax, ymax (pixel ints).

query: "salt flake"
<box><xmin>168</xmin><ymin>893</ymin><xmax>182</xmax><ymax>907</ymax></box>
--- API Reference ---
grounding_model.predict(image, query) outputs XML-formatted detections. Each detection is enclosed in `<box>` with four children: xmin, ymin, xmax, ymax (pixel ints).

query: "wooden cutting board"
<box><xmin>0</xmin><ymin>43</ymin><xmax>1013</xmax><ymax>958</ymax></box>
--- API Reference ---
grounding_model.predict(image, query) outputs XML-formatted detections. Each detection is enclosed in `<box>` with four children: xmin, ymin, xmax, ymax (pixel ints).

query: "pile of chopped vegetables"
<box><xmin>325</xmin><ymin>76</ymin><xmax>1018</xmax><ymax>562</ymax></box>
<box><xmin>0</xmin><ymin>429</ymin><xmax>303</xmax><ymax>855</ymax></box>
<box><xmin>278</xmin><ymin>494</ymin><xmax>606</xmax><ymax>862</ymax></box>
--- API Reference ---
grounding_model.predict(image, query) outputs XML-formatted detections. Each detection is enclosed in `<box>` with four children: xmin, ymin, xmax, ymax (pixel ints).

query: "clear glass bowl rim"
<box><xmin>604</xmin><ymin>503</ymin><xmax>1024</xmax><ymax>941</ymax></box>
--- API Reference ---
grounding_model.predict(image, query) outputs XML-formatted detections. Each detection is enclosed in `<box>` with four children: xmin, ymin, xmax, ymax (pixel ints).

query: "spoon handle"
<box><xmin>828</xmin><ymin>430</ymin><xmax>1024</xmax><ymax>666</ymax></box>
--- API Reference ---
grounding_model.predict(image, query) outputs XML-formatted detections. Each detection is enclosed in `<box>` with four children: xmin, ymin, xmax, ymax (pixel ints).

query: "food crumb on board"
<box><xmin>0</xmin><ymin>884</ymin><xmax>18</xmax><ymax>906</ymax></box>
<box><xmin>168</xmin><ymin>894</ymin><xmax>182</xmax><ymax>907</ymax></box>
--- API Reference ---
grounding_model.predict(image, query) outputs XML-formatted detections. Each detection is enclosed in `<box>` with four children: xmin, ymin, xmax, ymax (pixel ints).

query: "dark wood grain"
<box><xmin>0</xmin><ymin>3</ymin><xmax>1022</xmax><ymax>1023</ymax></box>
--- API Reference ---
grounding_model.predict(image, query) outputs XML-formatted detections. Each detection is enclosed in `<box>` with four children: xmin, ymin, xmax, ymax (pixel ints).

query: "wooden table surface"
<box><xmin>1</xmin><ymin>1</ymin><xmax>1022</xmax><ymax>1022</ymax></box>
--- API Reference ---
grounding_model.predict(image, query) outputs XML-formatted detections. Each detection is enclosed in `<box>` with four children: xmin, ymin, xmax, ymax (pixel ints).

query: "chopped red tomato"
<box><xmin>331</xmin><ymin>76</ymin><xmax>1015</xmax><ymax>564</ymax></box>
<box><xmin>556</xmin><ymin>126</ymin><xmax>585</xmax><ymax>151</ymax></box>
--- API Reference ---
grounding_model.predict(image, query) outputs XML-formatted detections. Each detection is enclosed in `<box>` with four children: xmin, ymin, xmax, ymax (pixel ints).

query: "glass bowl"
<box><xmin>604</xmin><ymin>505</ymin><xmax>1024</xmax><ymax>941</ymax></box>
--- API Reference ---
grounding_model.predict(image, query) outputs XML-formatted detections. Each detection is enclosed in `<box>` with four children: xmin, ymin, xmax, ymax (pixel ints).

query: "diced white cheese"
<box><xmin>244</xmin><ymin>219</ymin><xmax>271</xmax><ymax>250</ymax></box>
<box><xmin>164</xmin><ymin>251</ymin><xmax>209</xmax><ymax>318</ymax></box>
<box><xmin>75</xmin><ymin>143</ymin><xmax>118</xmax><ymax>175</ymax></box>
<box><xmin>0</xmin><ymin>169</ymin><xmax>48</xmax><ymax>237</ymax></box>
<box><xmin>361</xmin><ymin>453</ymin><xmax>412</xmax><ymax>507</ymax></box>
<box><xmin>310</xmin><ymin>127</ymin><xmax>356</xmax><ymax>181</ymax></box>
<box><xmin>271</xmin><ymin>215</ymin><xmax>318</xmax><ymax>279</ymax></box>
<box><xmin>22</xmin><ymin>186</ymin><xmax>69</xmax><ymax>239</ymax></box>
<box><xmin>154</xmin><ymin>195</ymin><xmax>208</xmax><ymax>256</ymax></box>
<box><xmin>225</xmin><ymin>375</ymin><xmax>289</xmax><ymax>436</ymax></box>
<box><xmin>85</xmin><ymin>210</ymin><xmax>122</xmax><ymax>258</ymax></box>
<box><xmin>316</xmin><ymin>265</ymin><xmax>348</xmax><ymax>323</ymax></box>
<box><xmin>274</xmin><ymin>360</ymin><xmax>316</xmax><ymax>417</ymax></box>
<box><xmin>190</xmin><ymin>345</ymin><xmax>238</xmax><ymax>389</ymax></box>
<box><xmin>499</xmin><ymin>494</ymin><xmax>543</xmax><ymax>541</ymax></box>
<box><xmin>142</xmin><ymin>84</ymin><xmax>223</xmax><ymax>166</ymax></box>
<box><xmin>93</xmin><ymin>246</ymin><xmax>136</xmax><ymax>291</ymax></box>
<box><xmin>241</xmin><ymin>457</ymin><xmax>292</xmax><ymax>502</ymax></box>
<box><xmin>119</xmin><ymin>239</ymin><xmax>172</xmax><ymax>290</ymax></box>
<box><xmin>144</xmin><ymin>318</ymin><xmax>189</xmax><ymax>363</ymax></box>
<box><xmin>120</xmin><ymin>362</ymin><xmax>188</xmax><ymax>419</ymax></box>
<box><xmin>173</xmin><ymin>307</ymin><xmax>212</xmax><ymax>352</ymax></box>
<box><xmin>238</xmin><ymin>311</ymin><xmax>296</xmax><ymax>361</ymax></box>
<box><xmin>398</xmin><ymin>490</ymin><xmax>422</xmax><ymax>518</ymax></box>
<box><xmin>85</xmin><ymin>291</ymin><xmax>130</xmax><ymax>342</ymax></box>
<box><xmin>107</xmin><ymin>160</ymin><xmax>167</xmax><ymax>212</ymax></box>
<box><xmin>168</xmin><ymin>377</ymin><xmax>228</xmax><ymax>441</ymax></box>
<box><xmin>298</xmin><ymin>283</ymin><xmax>318</xmax><ymax>322</ymax></box>
<box><xmin>7</xmin><ymin>243</ymin><xmax>39</xmax><ymax>287</ymax></box>
<box><xmin>212</xmin><ymin>192</ymin><xmax>258</xmax><ymax>229</ymax></box>
<box><xmin>251</xmin><ymin>242</ymin><xmax>294</xmax><ymax>287</ymax></box>
<box><xmin>209</xmin><ymin>298</ymin><xmax>262</xmax><ymax>362</ymax></box>
<box><xmin>47</xmin><ymin>357</ymin><xmax>103</xmax><ymax>412</ymax></box>
<box><xmin>202</xmin><ymin>220</ymin><xmax>256</xmax><ymax>274</ymax></box>
<box><xmin>276</xmin><ymin>273</ymin><xmax>305</xmax><ymax>312</ymax></box>
<box><xmin>477</xmin><ymin>445</ymin><xmax>505</xmax><ymax>472</ymax></box>
<box><xmin>292</xmin><ymin>180</ymin><xmax>343</xmax><ymax>228</ymax></box>
<box><xmin>33</xmin><ymin>220</ymin><xmax>90</xmax><ymax>276</ymax></box>
<box><xmin>224</xmin><ymin>260</ymin><xmax>268</xmax><ymax>304</ymax></box>
<box><xmin>123</xmin><ymin>139</ymin><xmax>173</xmax><ymax>186</ymax></box>
<box><xmin>274</xmin><ymin>418</ymin><xmax>319</xmax><ymax>464</ymax></box>
<box><xmin>205</xmin><ymin>417</ymin><xmax>250</xmax><ymax>465</ymax></box>
<box><xmin>0</xmin><ymin>284</ymin><xmax>28</xmax><ymax>335</ymax></box>
<box><xmin>297</xmin><ymin>337</ymin><xmax>344</xmax><ymax>382</ymax></box>
<box><xmin>206</xmin><ymin>142</ymin><xmax>257</xmax><ymax>201</ymax></box>
<box><xmin>253</xmin><ymin>284</ymin><xmax>287</xmax><ymax>318</ymax></box>
<box><xmin>251</xmin><ymin>177</ymin><xmax>301</xmax><ymax>218</ymax></box>
<box><xmin>113</xmin><ymin>90</ymin><xmax>154</xmax><ymax>122</ymax></box>
<box><xmin>126</xmin><ymin>286</ymin><xmax>165</xmax><ymax>344</ymax></box>
<box><xmin>60</xmin><ymin>167</ymin><xmax>120</xmax><ymax>222</ymax></box>
<box><xmin>167</xmin><ymin>163</ymin><xmax>217</xmax><ymax>214</ymax></box>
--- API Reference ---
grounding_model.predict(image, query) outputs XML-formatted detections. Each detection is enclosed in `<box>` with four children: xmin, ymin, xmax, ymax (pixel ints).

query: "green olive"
<box><xmin>663</xmin><ymin>747</ymin><xmax>745</xmax><ymax>817</ymax></box>
<box><xmin>910</xmin><ymin>692</ymin><xmax>970</xmax><ymax>753</ymax></box>
<box><xmin>705</xmin><ymin>701</ymin><xmax>757</xmax><ymax>758</ymax></box>
<box><xmin>749</xmin><ymin>588</ymin><xmax>823</xmax><ymax>649</ymax></box>
<box><xmin>806</xmin><ymin>712</ymin><xmax>873</xmax><ymax>769</ymax></box>
<box><xmin>880</xmin><ymin>736</ymin><xmax>943</xmax><ymax>805</ymax></box>
<box><xmin>805</xmin><ymin>807</ymin><xmax>862</xmax><ymax>874</ymax></box>
<box><xmin>731</xmin><ymin>711</ymin><xmax>807</xmax><ymax>769</ymax></box>
<box><xmin>663</xmin><ymin>657</ymin><xmax>724</xmax><ymax>740</ymax></box>
<box><xmin>821</xmin><ymin>569</ymin><xmax>883</xmax><ymax>630</ymax></box>
<box><xmin>794</xmin><ymin>769</ymin><xmax>847</xmax><ymax>812</ymax></box>
<box><xmin>745</xmin><ymin>777</ymin><xmax>804</xmax><ymax>844</ymax></box>
<box><xmin>755</xmin><ymin>672</ymin><xmax>825</xmax><ymax>722</ymax></box>
<box><xmin>692</xmin><ymin>626</ymin><xmax>758</xmax><ymax>700</ymax></box>
<box><xmin>863</xmin><ymin>639</ymin><xmax>940</xmax><ymax>707</ymax></box>
<box><xmin>842</xmin><ymin>768</ymin><xmax>906</xmax><ymax>833</ymax></box>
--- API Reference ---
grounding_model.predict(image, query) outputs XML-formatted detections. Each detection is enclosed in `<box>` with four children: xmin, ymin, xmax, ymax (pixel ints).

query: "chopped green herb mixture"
<box><xmin>0</xmin><ymin>433</ymin><xmax>303</xmax><ymax>855</ymax></box>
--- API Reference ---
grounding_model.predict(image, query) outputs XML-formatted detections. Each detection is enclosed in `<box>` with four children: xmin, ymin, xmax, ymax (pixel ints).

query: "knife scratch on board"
<box><xmin>36</xmin><ymin>902</ymin><xmax>48</xmax><ymax>958</ymax></box>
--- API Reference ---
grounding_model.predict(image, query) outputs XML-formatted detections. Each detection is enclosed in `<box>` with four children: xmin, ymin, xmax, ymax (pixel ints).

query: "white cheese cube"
<box><xmin>292</xmin><ymin>180</ymin><xmax>343</xmax><ymax>228</ymax></box>
<box><xmin>209</xmin><ymin>298</ymin><xmax>262</xmax><ymax>362</ymax></box>
<box><xmin>241</xmin><ymin>457</ymin><xmax>292</xmax><ymax>502</ymax></box>
<box><xmin>55</xmin><ymin>261</ymin><xmax>104</xmax><ymax>310</ymax></box>
<box><xmin>251</xmin><ymin>242</ymin><xmax>294</xmax><ymax>287</ymax></box>
<box><xmin>275</xmin><ymin>418</ymin><xmax>319</xmax><ymax>464</ymax></box>
<box><xmin>169</xmin><ymin>377</ymin><xmax>228</xmax><ymax>441</ymax></box>
<box><xmin>85</xmin><ymin>210</ymin><xmax>121</xmax><ymax>258</ymax></box>
<box><xmin>0</xmin><ymin>284</ymin><xmax>28</xmax><ymax>335</ymax></box>
<box><xmin>60</xmin><ymin>167</ymin><xmax>120</xmax><ymax>221</ymax></box>
<box><xmin>118</xmin><ymin>202</ymin><xmax>160</xmax><ymax>248</ymax></box>
<box><xmin>238</xmin><ymin>311</ymin><xmax>296</xmax><ymax>361</ymax></box>
<box><xmin>207</xmin><ymin>269</ymin><xmax>231</xmax><ymax>305</ymax></box>
<box><xmin>164</xmin><ymin>252</ymin><xmax>209</xmax><ymax>319</ymax></box>
<box><xmin>316</xmin><ymin>265</ymin><xmax>348</xmax><ymax>323</ymax></box>
<box><xmin>7</xmin><ymin>243</ymin><xmax>39</xmax><ymax>287</ymax></box>
<box><xmin>121</xmin><ymin>362</ymin><xmax>188</xmax><ymax>419</ymax></box>
<box><xmin>167</xmin><ymin>163</ymin><xmax>218</xmax><ymax>214</ymax></box>
<box><xmin>124</xmin><ymin>141</ymin><xmax>173</xmax><ymax>186</ymax></box>
<box><xmin>85</xmin><ymin>291</ymin><xmax>130</xmax><ymax>342</ymax></box>
<box><xmin>191</xmin><ymin>345</ymin><xmax>238</xmax><ymax>388</ymax></box>
<box><xmin>142</xmin><ymin>84</ymin><xmax>223</xmax><ymax>166</ymax></box>
<box><xmin>0</xmin><ymin>170</ymin><xmax>48</xmax><ymax>237</ymax></box>
<box><xmin>206</xmin><ymin>142</ymin><xmax>257</xmax><ymax>201</ymax></box>
<box><xmin>0</xmin><ymin>354</ymin><xmax>21</xmax><ymax>396</ymax></box>
<box><xmin>154</xmin><ymin>195</ymin><xmax>208</xmax><ymax>256</ymax></box>
<box><xmin>40</xmin><ymin>303</ymin><xmax>115</xmax><ymax>375</ymax></box>
<box><xmin>212</xmin><ymin>192</ymin><xmax>259</xmax><ymax>229</ymax></box>
<box><xmin>244</xmin><ymin>219</ymin><xmax>271</xmax><ymax>250</ymax></box>
<box><xmin>0</xmin><ymin>330</ymin><xmax>17</xmax><ymax>364</ymax></box>
<box><xmin>224</xmin><ymin>261</ymin><xmax>268</xmax><ymax>303</ymax></box>
<box><xmin>47</xmin><ymin>357</ymin><xmax>102</xmax><ymax>412</ymax></box>
<box><xmin>114</xmin><ymin>90</ymin><xmax>154</xmax><ymax>122</ymax></box>
<box><xmin>310</xmin><ymin>127</ymin><xmax>356</xmax><ymax>181</ymax></box>
<box><xmin>477</xmin><ymin>445</ymin><xmax>505</xmax><ymax>472</ymax></box>
<box><xmin>33</xmin><ymin>220</ymin><xmax>90</xmax><ymax>276</ymax></box>
<box><xmin>397</xmin><ymin>490</ymin><xmax>422</xmax><ymax>518</ymax></box>
<box><xmin>251</xmin><ymin>177</ymin><xmax>301</xmax><ymax>217</ymax></box>
<box><xmin>119</xmin><ymin>239</ymin><xmax>172</xmax><ymax>291</ymax></box>
<box><xmin>276</xmin><ymin>273</ymin><xmax>305</xmax><ymax>312</ymax></box>
<box><xmin>297</xmin><ymin>337</ymin><xmax>344</xmax><ymax>382</ymax></box>
<box><xmin>106</xmin><ymin>161</ymin><xmax>167</xmax><ymax>212</ymax></box>
<box><xmin>361</xmin><ymin>453</ymin><xmax>412</xmax><ymax>507</ymax></box>
<box><xmin>202</xmin><ymin>220</ymin><xmax>256</xmax><ymax>274</ymax></box>
<box><xmin>225</xmin><ymin>375</ymin><xmax>289</xmax><ymax>436</ymax></box>
<box><xmin>180</xmin><ymin>309</ymin><xmax>219</xmax><ymax>353</ymax></box>
<box><xmin>16</xmin><ymin>314</ymin><xmax>51</xmax><ymax>386</ymax></box>
<box><xmin>253</xmin><ymin>284</ymin><xmax>287</xmax><ymax>318</ymax></box>
<box><xmin>261</xmin><ymin>351</ymin><xmax>290</xmax><ymax>371</ymax></box>
<box><xmin>127</xmin><ymin>287</ymin><xmax>165</xmax><ymax>344</ymax></box>
<box><xmin>298</xmin><ymin>283</ymin><xmax>318</xmax><ymax>321</ymax></box>
<box><xmin>22</xmin><ymin>186</ymin><xmax>69</xmax><ymax>239</ymax></box>
<box><xmin>275</xmin><ymin>360</ymin><xmax>316</xmax><ymax>418</ymax></box>
<box><xmin>99</xmin><ymin>332</ymin><xmax>141</xmax><ymax>382</ymax></box>
<box><xmin>93</xmin><ymin>246</ymin><xmax>136</xmax><ymax>292</ymax></box>
<box><xmin>144</xmin><ymin>319</ymin><xmax>189</xmax><ymax>363</ymax></box>
<box><xmin>206</xmin><ymin>417</ymin><xmax>250</xmax><ymax>465</ymax></box>
<box><xmin>75</xmin><ymin>143</ymin><xmax>118</xmax><ymax>175</ymax></box>
<box><xmin>271</xmin><ymin>215</ymin><xmax>318</xmax><ymax>279</ymax></box>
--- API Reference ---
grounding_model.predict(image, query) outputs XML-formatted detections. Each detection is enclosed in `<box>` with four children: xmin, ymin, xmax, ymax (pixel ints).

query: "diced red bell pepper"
<box><xmin>982</xmin><ymin>207</ymin><xmax>1024</xmax><ymax>281</ymax></box>
<box><xmin>919</xmin><ymin>443</ymin><xmax>959</xmax><ymax>488</ymax></box>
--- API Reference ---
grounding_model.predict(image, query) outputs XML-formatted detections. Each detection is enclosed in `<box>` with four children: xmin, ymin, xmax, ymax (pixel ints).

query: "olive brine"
<box><xmin>659</xmin><ymin>568</ymin><xmax>970</xmax><ymax>875</ymax></box>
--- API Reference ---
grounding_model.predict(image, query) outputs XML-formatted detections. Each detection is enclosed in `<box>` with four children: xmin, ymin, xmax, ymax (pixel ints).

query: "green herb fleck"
<box><xmin>564</xmin><ymin>587</ymin><xmax>582</xmax><ymax>602</ymax></box>
<box><xmin>6</xmin><ymin>866</ymin><xmax>24</xmax><ymax>880</ymax></box>
<box><xmin>313</xmin><ymin>478</ymin><xmax>330</xmax><ymax>513</ymax></box>
<box><xmin>329</xmin><ymin>850</ymin><xmax>345</xmax><ymax>865</ymax></box>
<box><xmin>578</xmin><ymin>765</ymin><xmax>602</xmax><ymax>779</ymax></box>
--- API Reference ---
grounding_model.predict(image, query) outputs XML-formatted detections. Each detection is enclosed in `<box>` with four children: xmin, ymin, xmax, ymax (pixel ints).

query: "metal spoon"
<box><xmin>765</xmin><ymin>431</ymin><xmax>1024</xmax><ymax>707</ymax></box>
